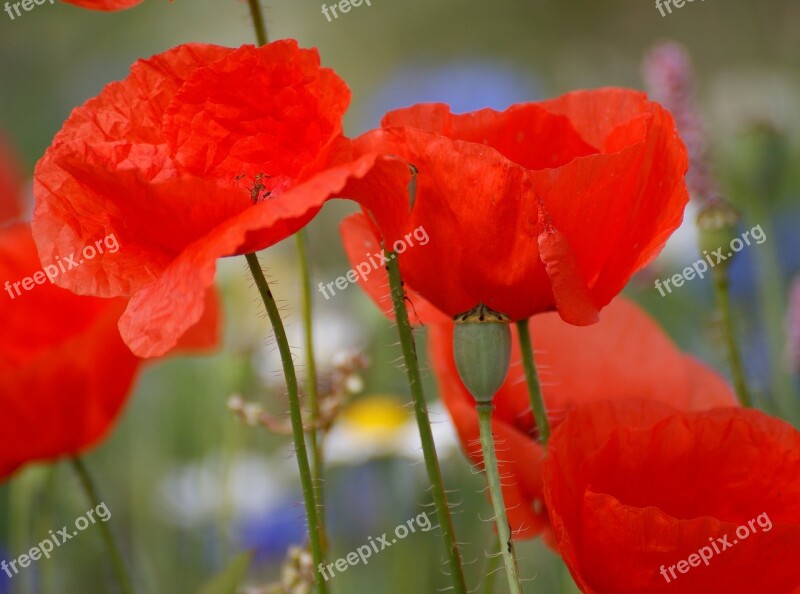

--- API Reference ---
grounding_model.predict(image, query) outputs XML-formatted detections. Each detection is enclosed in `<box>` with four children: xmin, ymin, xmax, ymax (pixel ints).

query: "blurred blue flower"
<box><xmin>359</xmin><ymin>60</ymin><xmax>543</xmax><ymax>132</ymax></box>
<box><xmin>233</xmin><ymin>498</ymin><xmax>307</xmax><ymax>562</ymax></box>
<box><xmin>728</xmin><ymin>208</ymin><xmax>800</xmax><ymax>299</ymax></box>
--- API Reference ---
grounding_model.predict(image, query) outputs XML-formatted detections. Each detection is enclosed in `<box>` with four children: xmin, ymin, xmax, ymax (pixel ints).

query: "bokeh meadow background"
<box><xmin>1</xmin><ymin>0</ymin><xmax>799</xmax><ymax>592</ymax></box>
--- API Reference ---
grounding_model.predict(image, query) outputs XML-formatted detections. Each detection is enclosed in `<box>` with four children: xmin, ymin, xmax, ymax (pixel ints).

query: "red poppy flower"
<box><xmin>426</xmin><ymin>298</ymin><xmax>737</xmax><ymax>541</ymax></box>
<box><xmin>544</xmin><ymin>400</ymin><xmax>800</xmax><ymax>594</ymax></box>
<box><xmin>33</xmin><ymin>40</ymin><xmax>383</xmax><ymax>357</ymax></box>
<box><xmin>3</xmin><ymin>126</ymin><xmax>218</xmax><ymax>479</ymax></box>
<box><xmin>0</xmin><ymin>223</ymin><xmax>219</xmax><ymax>481</ymax></box>
<box><xmin>340</xmin><ymin>89</ymin><xmax>689</xmax><ymax>324</ymax></box>
<box><xmin>61</xmin><ymin>0</ymin><xmax>145</xmax><ymax>10</ymax></box>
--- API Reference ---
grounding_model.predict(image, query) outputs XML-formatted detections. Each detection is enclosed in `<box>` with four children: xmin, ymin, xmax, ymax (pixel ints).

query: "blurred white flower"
<box><xmin>155</xmin><ymin>452</ymin><xmax>296</xmax><ymax>528</ymax></box>
<box><xmin>325</xmin><ymin>395</ymin><xmax>458</xmax><ymax>465</ymax></box>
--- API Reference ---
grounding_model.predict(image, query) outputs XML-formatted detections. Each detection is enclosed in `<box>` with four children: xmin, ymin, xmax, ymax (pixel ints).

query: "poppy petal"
<box><xmin>118</xmin><ymin>154</ymin><xmax>380</xmax><ymax>357</ymax></box>
<box><xmin>61</xmin><ymin>0</ymin><xmax>145</xmax><ymax>10</ymax></box>
<box><xmin>544</xmin><ymin>400</ymin><xmax>800</xmax><ymax>594</ymax></box>
<box><xmin>163</xmin><ymin>41</ymin><xmax>351</xmax><ymax>188</ymax></box>
<box><xmin>0</xmin><ymin>224</ymin><xmax>140</xmax><ymax>480</ymax></box>
<box><xmin>536</xmin><ymin>206</ymin><xmax>599</xmax><ymax>325</ymax></box>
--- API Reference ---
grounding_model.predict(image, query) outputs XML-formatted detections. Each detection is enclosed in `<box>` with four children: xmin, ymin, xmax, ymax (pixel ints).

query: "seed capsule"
<box><xmin>696</xmin><ymin>199</ymin><xmax>741</xmax><ymax>270</ymax></box>
<box><xmin>453</xmin><ymin>304</ymin><xmax>512</xmax><ymax>404</ymax></box>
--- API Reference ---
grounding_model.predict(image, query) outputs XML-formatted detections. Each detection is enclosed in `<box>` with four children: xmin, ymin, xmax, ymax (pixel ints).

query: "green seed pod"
<box><xmin>453</xmin><ymin>304</ymin><xmax>512</xmax><ymax>404</ymax></box>
<box><xmin>696</xmin><ymin>199</ymin><xmax>741</xmax><ymax>271</ymax></box>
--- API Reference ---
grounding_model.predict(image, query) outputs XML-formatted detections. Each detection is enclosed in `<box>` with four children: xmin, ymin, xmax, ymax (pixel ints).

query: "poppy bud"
<box><xmin>696</xmin><ymin>198</ymin><xmax>741</xmax><ymax>270</ymax></box>
<box><xmin>452</xmin><ymin>304</ymin><xmax>511</xmax><ymax>404</ymax></box>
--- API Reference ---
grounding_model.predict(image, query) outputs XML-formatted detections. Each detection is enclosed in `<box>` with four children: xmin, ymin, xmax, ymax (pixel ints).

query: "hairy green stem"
<box><xmin>712</xmin><ymin>270</ymin><xmax>753</xmax><ymax>407</ymax></box>
<box><xmin>384</xmin><ymin>249</ymin><xmax>468</xmax><ymax>594</ymax></box>
<box><xmin>245</xmin><ymin>253</ymin><xmax>327</xmax><ymax>593</ymax></box>
<box><xmin>245</xmin><ymin>0</ymin><xmax>329</xmax><ymax>574</ymax></box>
<box><xmin>516</xmin><ymin>319</ymin><xmax>550</xmax><ymax>445</ymax></box>
<box><xmin>294</xmin><ymin>229</ymin><xmax>326</xmax><ymax>547</ymax></box>
<box><xmin>71</xmin><ymin>458</ymin><xmax>134</xmax><ymax>594</ymax></box>
<box><xmin>475</xmin><ymin>404</ymin><xmax>524</xmax><ymax>594</ymax></box>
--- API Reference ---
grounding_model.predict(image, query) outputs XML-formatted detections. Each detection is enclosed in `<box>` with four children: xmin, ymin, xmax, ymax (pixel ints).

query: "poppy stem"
<box><xmin>244</xmin><ymin>253</ymin><xmax>328</xmax><ymax>594</ymax></box>
<box><xmin>475</xmin><ymin>403</ymin><xmax>524</xmax><ymax>594</ymax></box>
<box><xmin>294</xmin><ymin>229</ymin><xmax>327</xmax><ymax>551</ymax></box>
<box><xmin>384</xmin><ymin>249</ymin><xmax>469</xmax><ymax>594</ymax></box>
<box><xmin>515</xmin><ymin>319</ymin><xmax>551</xmax><ymax>445</ymax></box>
<box><xmin>712</xmin><ymin>269</ymin><xmax>753</xmax><ymax>407</ymax></box>
<box><xmin>70</xmin><ymin>457</ymin><xmax>134</xmax><ymax>594</ymax></box>
<box><xmin>247</xmin><ymin>0</ymin><xmax>269</xmax><ymax>46</ymax></box>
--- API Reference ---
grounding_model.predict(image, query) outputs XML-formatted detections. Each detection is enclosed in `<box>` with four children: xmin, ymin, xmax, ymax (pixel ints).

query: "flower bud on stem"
<box><xmin>453</xmin><ymin>304</ymin><xmax>523</xmax><ymax>594</ymax></box>
<box><xmin>697</xmin><ymin>200</ymin><xmax>753</xmax><ymax>407</ymax></box>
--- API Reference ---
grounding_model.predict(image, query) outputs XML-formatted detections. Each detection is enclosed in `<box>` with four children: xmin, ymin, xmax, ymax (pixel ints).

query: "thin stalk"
<box><xmin>475</xmin><ymin>404</ymin><xmax>524</xmax><ymax>594</ymax></box>
<box><xmin>71</xmin><ymin>458</ymin><xmax>134</xmax><ymax>594</ymax></box>
<box><xmin>247</xmin><ymin>0</ymin><xmax>269</xmax><ymax>45</ymax></box>
<box><xmin>384</xmin><ymin>250</ymin><xmax>468</xmax><ymax>594</ymax></box>
<box><xmin>245</xmin><ymin>253</ymin><xmax>327</xmax><ymax>594</ymax></box>
<box><xmin>241</xmin><ymin>2</ymin><xmax>327</xmax><ymax>584</ymax></box>
<box><xmin>712</xmin><ymin>269</ymin><xmax>753</xmax><ymax>407</ymax></box>
<box><xmin>516</xmin><ymin>320</ymin><xmax>551</xmax><ymax>445</ymax></box>
<box><xmin>294</xmin><ymin>229</ymin><xmax>326</xmax><ymax>547</ymax></box>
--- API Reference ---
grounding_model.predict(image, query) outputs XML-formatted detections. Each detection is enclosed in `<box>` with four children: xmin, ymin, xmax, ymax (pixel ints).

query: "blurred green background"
<box><xmin>1</xmin><ymin>0</ymin><xmax>799</xmax><ymax>592</ymax></box>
